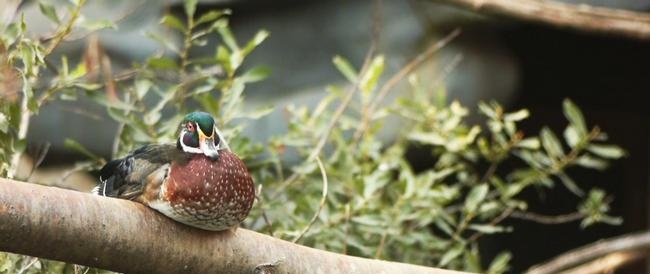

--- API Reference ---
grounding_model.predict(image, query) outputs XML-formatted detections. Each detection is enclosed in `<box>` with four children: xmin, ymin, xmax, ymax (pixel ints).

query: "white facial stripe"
<box><xmin>179</xmin><ymin>128</ymin><xmax>203</xmax><ymax>154</ymax></box>
<box><xmin>214</xmin><ymin>126</ymin><xmax>230</xmax><ymax>151</ymax></box>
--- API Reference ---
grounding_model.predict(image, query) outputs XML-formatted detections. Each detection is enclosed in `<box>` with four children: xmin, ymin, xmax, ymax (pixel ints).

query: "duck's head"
<box><xmin>177</xmin><ymin>111</ymin><xmax>228</xmax><ymax>159</ymax></box>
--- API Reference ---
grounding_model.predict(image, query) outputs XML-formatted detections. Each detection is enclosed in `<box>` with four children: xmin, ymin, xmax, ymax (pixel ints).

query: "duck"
<box><xmin>94</xmin><ymin>111</ymin><xmax>255</xmax><ymax>231</ymax></box>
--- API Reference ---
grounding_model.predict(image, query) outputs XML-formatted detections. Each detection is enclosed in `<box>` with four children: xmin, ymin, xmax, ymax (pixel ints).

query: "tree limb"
<box><xmin>525</xmin><ymin>230</ymin><xmax>650</xmax><ymax>274</ymax></box>
<box><xmin>429</xmin><ymin>0</ymin><xmax>650</xmax><ymax>40</ymax></box>
<box><xmin>0</xmin><ymin>178</ymin><xmax>468</xmax><ymax>274</ymax></box>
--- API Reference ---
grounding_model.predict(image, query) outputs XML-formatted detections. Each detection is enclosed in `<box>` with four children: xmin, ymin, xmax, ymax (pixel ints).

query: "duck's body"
<box><xmin>95</xmin><ymin>112</ymin><xmax>255</xmax><ymax>231</ymax></box>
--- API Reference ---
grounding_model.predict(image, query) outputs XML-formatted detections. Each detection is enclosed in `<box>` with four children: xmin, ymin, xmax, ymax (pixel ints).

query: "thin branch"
<box><xmin>292</xmin><ymin>157</ymin><xmax>329</xmax><ymax>243</ymax></box>
<box><xmin>429</xmin><ymin>0</ymin><xmax>650</xmax><ymax>40</ymax></box>
<box><xmin>353</xmin><ymin>28</ymin><xmax>461</xmax><ymax>141</ymax></box>
<box><xmin>525</xmin><ymin>230</ymin><xmax>650</xmax><ymax>274</ymax></box>
<box><xmin>0</xmin><ymin>178</ymin><xmax>467</xmax><ymax>274</ymax></box>
<box><xmin>510</xmin><ymin>210</ymin><xmax>584</xmax><ymax>225</ymax></box>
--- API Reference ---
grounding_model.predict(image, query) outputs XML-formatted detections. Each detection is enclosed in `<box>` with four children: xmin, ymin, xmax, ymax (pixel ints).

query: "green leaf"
<box><xmin>216</xmin><ymin>21</ymin><xmax>239</xmax><ymax>52</ymax></box>
<box><xmin>576</xmin><ymin>155</ymin><xmax>608</xmax><ymax>170</ymax></box>
<box><xmin>332</xmin><ymin>55</ymin><xmax>358</xmax><ymax>83</ymax></box>
<box><xmin>563</xmin><ymin>98</ymin><xmax>587</xmax><ymax>136</ymax></box>
<box><xmin>467</xmin><ymin>224</ymin><xmax>509</xmax><ymax>234</ymax></box>
<box><xmin>587</xmin><ymin>144</ymin><xmax>626</xmax><ymax>159</ymax></box>
<box><xmin>135</xmin><ymin>79</ymin><xmax>152</xmax><ymax>100</ymax></box>
<box><xmin>504</xmin><ymin>109</ymin><xmax>529</xmax><ymax>122</ymax></box>
<box><xmin>146</xmin><ymin>31</ymin><xmax>179</xmax><ymax>53</ymax></box>
<box><xmin>242</xmin><ymin>29</ymin><xmax>269</xmax><ymax>57</ymax></box>
<box><xmin>515</xmin><ymin>137</ymin><xmax>540</xmax><ymax>150</ymax></box>
<box><xmin>184</xmin><ymin>0</ymin><xmax>198</xmax><ymax>18</ymax></box>
<box><xmin>360</xmin><ymin>55</ymin><xmax>385</xmax><ymax>96</ymax></box>
<box><xmin>439</xmin><ymin>243</ymin><xmax>464</xmax><ymax>267</ymax></box>
<box><xmin>38</xmin><ymin>1</ymin><xmax>60</xmax><ymax>24</ymax></box>
<box><xmin>563</xmin><ymin>126</ymin><xmax>580</xmax><ymax>148</ymax></box>
<box><xmin>196</xmin><ymin>10</ymin><xmax>229</xmax><ymax>26</ymax></box>
<box><xmin>160</xmin><ymin>14</ymin><xmax>185</xmax><ymax>32</ymax></box>
<box><xmin>540</xmin><ymin>127</ymin><xmax>564</xmax><ymax>158</ymax></box>
<box><xmin>465</xmin><ymin>184</ymin><xmax>488</xmax><ymax>213</ymax></box>
<box><xmin>64</xmin><ymin>138</ymin><xmax>100</xmax><ymax>161</ymax></box>
<box><xmin>80</xmin><ymin>19</ymin><xmax>117</xmax><ymax>31</ymax></box>
<box><xmin>147</xmin><ymin>56</ymin><xmax>178</xmax><ymax>69</ymax></box>
<box><xmin>487</xmin><ymin>252</ymin><xmax>511</xmax><ymax>274</ymax></box>
<box><xmin>240</xmin><ymin>65</ymin><xmax>271</xmax><ymax>83</ymax></box>
<box><xmin>0</xmin><ymin>113</ymin><xmax>8</xmax><ymax>133</ymax></box>
<box><xmin>558</xmin><ymin>172</ymin><xmax>584</xmax><ymax>196</ymax></box>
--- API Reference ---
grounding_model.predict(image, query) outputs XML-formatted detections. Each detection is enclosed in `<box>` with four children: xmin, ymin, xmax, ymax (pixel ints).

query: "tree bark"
<box><xmin>429</xmin><ymin>0</ymin><xmax>650</xmax><ymax>40</ymax></box>
<box><xmin>525</xmin><ymin>230</ymin><xmax>650</xmax><ymax>274</ymax></box>
<box><xmin>0</xmin><ymin>178</ymin><xmax>468</xmax><ymax>274</ymax></box>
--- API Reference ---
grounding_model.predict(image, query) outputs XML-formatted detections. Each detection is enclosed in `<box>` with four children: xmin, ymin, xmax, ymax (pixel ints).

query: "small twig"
<box><xmin>375</xmin><ymin>230</ymin><xmax>389</xmax><ymax>259</ymax></box>
<box><xmin>343</xmin><ymin>203</ymin><xmax>351</xmax><ymax>255</ymax></box>
<box><xmin>44</xmin><ymin>0</ymin><xmax>85</xmax><ymax>55</ymax></box>
<box><xmin>467</xmin><ymin>206</ymin><xmax>515</xmax><ymax>243</ymax></box>
<box><xmin>255</xmin><ymin>184</ymin><xmax>275</xmax><ymax>237</ymax></box>
<box><xmin>16</xmin><ymin>257</ymin><xmax>39</xmax><ymax>274</ymax></box>
<box><xmin>26</xmin><ymin>142</ymin><xmax>50</xmax><ymax>180</ymax></box>
<box><xmin>292</xmin><ymin>157</ymin><xmax>329</xmax><ymax>243</ymax></box>
<box><xmin>510</xmin><ymin>210</ymin><xmax>585</xmax><ymax>225</ymax></box>
<box><xmin>353</xmin><ymin>28</ymin><xmax>461</xmax><ymax>141</ymax></box>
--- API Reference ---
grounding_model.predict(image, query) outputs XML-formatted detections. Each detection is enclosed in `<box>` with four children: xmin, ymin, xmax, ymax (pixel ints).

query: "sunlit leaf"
<box><xmin>487</xmin><ymin>252</ymin><xmax>511</xmax><ymax>274</ymax></box>
<box><xmin>241</xmin><ymin>65</ymin><xmax>271</xmax><ymax>83</ymax></box>
<box><xmin>563</xmin><ymin>98</ymin><xmax>587</xmax><ymax>136</ymax></box>
<box><xmin>465</xmin><ymin>184</ymin><xmax>488</xmax><ymax>213</ymax></box>
<box><xmin>184</xmin><ymin>0</ymin><xmax>198</xmax><ymax>18</ymax></box>
<box><xmin>563</xmin><ymin>126</ymin><xmax>580</xmax><ymax>148</ymax></box>
<box><xmin>439</xmin><ymin>243</ymin><xmax>464</xmax><ymax>267</ymax></box>
<box><xmin>540</xmin><ymin>127</ymin><xmax>564</xmax><ymax>158</ymax></box>
<box><xmin>160</xmin><ymin>14</ymin><xmax>185</xmax><ymax>32</ymax></box>
<box><xmin>515</xmin><ymin>137</ymin><xmax>540</xmax><ymax>150</ymax></box>
<box><xmin>576</xmin><ymin>155</ymin><xmax>608</xmax><ymax>170</ymax></box>
<box><xmin>242</xmin><ymin>29</ymin><xmax>269</xmax><ymax>57</ymax></box>
<box><xmin>587</xmin><ymin>144</ymin><xmax>626</xmax><ymax>159</ymax></box>
<box><xmin>332</xmin><ymin>55</ymin><xmax>358</xmax><ymax>83</ymax></box>
<box><xmin>504</xmin><ymin>109</ymin><xmax>529</xmax><ymax>122</ymax></box>
<box><xmin>196</xmin><ymin>10</ymin><xmax>229</xmax><ymax>25</ymax></box>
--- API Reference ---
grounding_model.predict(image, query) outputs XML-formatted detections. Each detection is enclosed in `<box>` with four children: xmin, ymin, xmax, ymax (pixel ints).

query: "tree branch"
<box><xmin>525</xmin><ymin>230</ymin><xmax>650</xmax><ymax>274</ymax></box>
<box><xmin>429</xmin><ymin>0</ymin><xmax>650</xmax><ymax>40</ymax></box>
<box><xmin>0</xmin><ymin>178</ymin><xmax>468</xmax><ymax>274</ymax></box>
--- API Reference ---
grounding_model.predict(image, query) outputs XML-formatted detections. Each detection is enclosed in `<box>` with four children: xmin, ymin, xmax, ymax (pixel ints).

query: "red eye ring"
<box><xmin>186</xmin><ymin>122</ymin><xmax>196</xmax><ymax>132</ymax></box>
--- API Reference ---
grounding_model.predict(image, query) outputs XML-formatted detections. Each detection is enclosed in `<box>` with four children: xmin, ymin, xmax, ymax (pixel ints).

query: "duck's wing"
<box><xmin>93</xmin><ymin>144</ymin><xmax>177</xmax><ymax>200</ymax></box>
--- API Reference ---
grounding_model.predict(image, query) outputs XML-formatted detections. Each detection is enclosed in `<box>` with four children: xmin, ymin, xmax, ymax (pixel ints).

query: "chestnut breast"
<box><xmin>164</xmin><ymin>150</ymin><xmax>255</xmax><ymax>222</ymax></box>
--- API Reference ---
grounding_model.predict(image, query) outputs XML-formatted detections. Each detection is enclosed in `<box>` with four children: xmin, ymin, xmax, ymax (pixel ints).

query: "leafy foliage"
<box><xmin>0</xmin><ymin>1</ymin><xmax>626</xmax><ymax>273</ymax></box>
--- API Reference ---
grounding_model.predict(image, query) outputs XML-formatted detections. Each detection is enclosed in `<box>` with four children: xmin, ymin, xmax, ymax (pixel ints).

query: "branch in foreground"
<box><xmin>525</xmin><ymin>230</ymin><xmax>650</xmax><ymax>274</ymax></box>
<box><xmin>430</xmin><ymin>0</ymin><xmax>650</xmax><ymax>40</ymax></box>
<box><xmin>0</xmin><ymin>178</ymin><xmax>468</xmax><ymax>274</ymax></box>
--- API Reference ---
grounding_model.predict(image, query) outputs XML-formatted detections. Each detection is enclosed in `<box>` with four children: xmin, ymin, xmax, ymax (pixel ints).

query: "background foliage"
<box><xmin>0</xmin><ymin>1</ymin><xmax>625</xmax><ymax>273</ymax></box>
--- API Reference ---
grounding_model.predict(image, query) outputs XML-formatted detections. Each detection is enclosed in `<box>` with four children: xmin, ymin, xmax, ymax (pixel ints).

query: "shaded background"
<box><xmin>10</xmin><ymin>0</ymin><xmax>650</xmax><ymax>272</ymax></box>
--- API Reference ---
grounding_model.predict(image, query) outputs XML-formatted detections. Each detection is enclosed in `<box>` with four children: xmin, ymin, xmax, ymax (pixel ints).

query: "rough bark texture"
<box><xmin>430</xmin><ymin>0</ymin><xmax>650</xmax><ymax>40</ymax></box>
<box><xmin>0</xmin><ymin>178</ymin><xmax>468</xmax><ymax>274</ymax></box>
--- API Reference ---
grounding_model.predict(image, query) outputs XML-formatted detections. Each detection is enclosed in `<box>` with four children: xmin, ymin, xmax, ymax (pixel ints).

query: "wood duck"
<box><xmin>94</xmin><ymin>111</ymin><xmax>255</xmax><ymax>231</ymax></box>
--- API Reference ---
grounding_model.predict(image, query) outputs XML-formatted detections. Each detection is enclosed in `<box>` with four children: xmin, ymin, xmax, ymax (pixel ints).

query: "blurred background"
<box><xmin>3</xmin><ymin>0</ymin><xmax>649</xmax><ymax>273</ymax></box>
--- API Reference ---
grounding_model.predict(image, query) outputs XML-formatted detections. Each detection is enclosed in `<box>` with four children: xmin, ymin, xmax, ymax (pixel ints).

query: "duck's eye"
<box><xmin>186</xmin><ymin>122</ymin><xmax>196</xmax><ymax>132</ymax></box>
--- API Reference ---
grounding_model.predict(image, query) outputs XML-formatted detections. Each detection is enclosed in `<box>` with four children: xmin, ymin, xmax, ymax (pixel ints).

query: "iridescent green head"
<box><xmin>177</xmin><ymin>112</ymin><xmax>229</xmax><ymax>159</ymax></box>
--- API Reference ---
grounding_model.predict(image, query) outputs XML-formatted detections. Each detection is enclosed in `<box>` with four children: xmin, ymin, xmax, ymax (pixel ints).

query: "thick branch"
<box><xmin>525</xmin><ymin>230</ymin><xmax>650</xmax><ymax>274</ymax></box>
<box><xmin>0</xmin><ymin>178</ymin><xmax>468</xmax><ymax>274</ymax></box>
<box><xmin>430</xmin><ymin>0</ymin><xmax>650</xmax><ymax>40</ymax></box>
